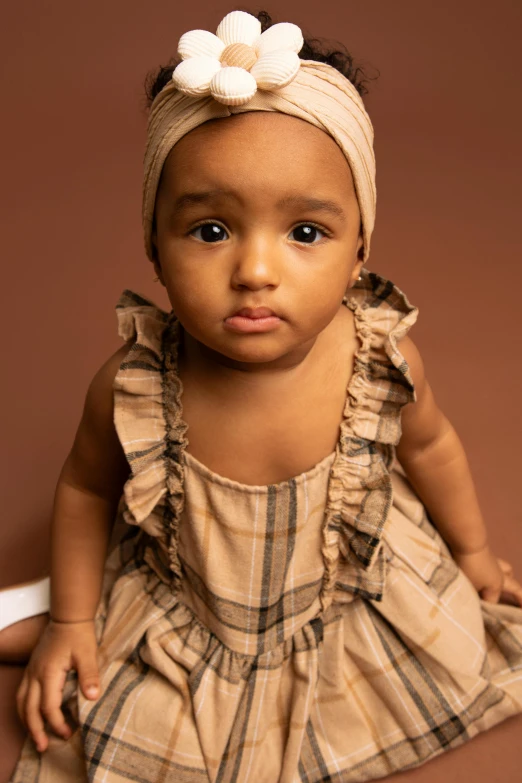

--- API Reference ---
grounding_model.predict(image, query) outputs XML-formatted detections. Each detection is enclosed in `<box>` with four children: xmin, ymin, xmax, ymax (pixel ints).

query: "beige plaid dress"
<box><xmin>12</xmin><ymin>269</ymin><xmax>522</xmax><ymax>783</ymax></box>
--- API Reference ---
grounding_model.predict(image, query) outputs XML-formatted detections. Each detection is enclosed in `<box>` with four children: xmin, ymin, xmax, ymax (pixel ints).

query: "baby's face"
<box><xmin>152</xmin><ymin>111</ymin><xmax>363</xmax><ymax>368</ymax></box>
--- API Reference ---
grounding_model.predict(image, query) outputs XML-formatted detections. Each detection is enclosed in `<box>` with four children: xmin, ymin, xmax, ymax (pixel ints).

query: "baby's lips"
<box><xmin>231</xmin><ymin>307</ymin><xmax>278</xmax><ymax>319</ymax></box>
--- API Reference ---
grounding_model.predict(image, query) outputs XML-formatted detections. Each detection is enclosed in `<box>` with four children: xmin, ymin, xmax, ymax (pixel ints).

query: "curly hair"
<box><xmin>143</xmin><ymin>8</ymin><xmax>378</xmax><ymax>110</ymax></box>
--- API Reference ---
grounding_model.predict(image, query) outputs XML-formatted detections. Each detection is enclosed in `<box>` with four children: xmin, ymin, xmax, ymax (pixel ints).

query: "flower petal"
<box><xmin>216</xmin><ymin>10</ymin><xmax>261</xmax><ymax>47</ymax></box>
<box><xmin>253</xmin><ymin>22</ymin><xmax>304</xmax><ymax>56</ymax></box>
<box><xmin>177</xmin><ymin>29</ymin><xmax>225</xmax><ymax>60</ymax></box>
<box><xmin>172</xmin><ymin>56</ymin><xmax>222</xmax><ymax>96</ymax></box>
<box><xmin>250</xmin><ymin>51</ymin><xmax>301</xmax><ymax>90</ymax></box>
<box><xmin>210</xmin><ymin>66</ymin><xmax>257</xmax><ymax>106</ymax></box>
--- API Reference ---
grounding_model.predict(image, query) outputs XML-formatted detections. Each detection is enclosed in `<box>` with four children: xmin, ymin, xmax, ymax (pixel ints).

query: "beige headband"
<box><xmin>143</xmin><ymin>12</ymin><xmax>376</xmax><ymax>264</ymax></box>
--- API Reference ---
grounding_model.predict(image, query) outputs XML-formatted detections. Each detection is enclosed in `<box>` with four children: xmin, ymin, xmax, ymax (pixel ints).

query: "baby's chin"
<box><xmin>187</xmin><ymin>331</ymin><xmax>320</xmax><ymax>372</ymax></box>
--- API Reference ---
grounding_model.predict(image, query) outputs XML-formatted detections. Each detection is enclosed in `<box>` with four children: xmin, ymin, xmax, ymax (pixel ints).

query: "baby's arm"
<box><xmin>396</xmin><ymin>337</ymin><xmax>522</xmax><ymax>605</ymax></box>
<box><xmin>50</xmin><ymin>343</ymin><xmax>131</xmax><ymax>623</ymax></box>
<box><xmin>395</xmin><ymin>337</ymin><xmax>488</xmax><ymax>556</ymax></box>
<box><xmin>16</xmin><ymin>342</ymin><xmax>131</xmax><ymax>753</ymax></box>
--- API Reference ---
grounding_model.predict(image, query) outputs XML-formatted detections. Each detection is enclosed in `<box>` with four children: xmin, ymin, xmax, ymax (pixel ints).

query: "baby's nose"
<box><xmin>231</xmin><ymin>240</ymin><xmax>281</xmax><ymax>290</ymax></box>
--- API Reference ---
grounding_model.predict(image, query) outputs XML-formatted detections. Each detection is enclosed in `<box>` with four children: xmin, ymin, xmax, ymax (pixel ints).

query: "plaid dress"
<box><xmin>12</xmin><ymin>269</ymin><xmax>522</xmax><ymax>783</ymax></box>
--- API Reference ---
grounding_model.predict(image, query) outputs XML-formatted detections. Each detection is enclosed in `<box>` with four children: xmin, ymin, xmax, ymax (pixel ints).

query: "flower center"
<box><xmin>219</xmin><ymin>43</ymin><xmax>258</xmax><ymax>71</ymax></box>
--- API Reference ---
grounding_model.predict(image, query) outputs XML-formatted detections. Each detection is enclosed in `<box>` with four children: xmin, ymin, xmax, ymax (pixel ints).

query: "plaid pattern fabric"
<box><xmin>11</xmin><ymin>269</ymin><xmax>522</xmax><ymax>783</ymax></box>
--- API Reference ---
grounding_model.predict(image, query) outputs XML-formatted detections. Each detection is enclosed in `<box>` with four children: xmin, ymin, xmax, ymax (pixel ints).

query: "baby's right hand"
<box><xmin>16</xmin><ymin>619</ymin><xmax>100</xmax><ymax>753</ymax></box>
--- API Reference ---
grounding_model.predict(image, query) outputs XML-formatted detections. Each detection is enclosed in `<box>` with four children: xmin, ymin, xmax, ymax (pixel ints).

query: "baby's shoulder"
<box><xmin>82</xmin><ymin>341</ymin><xmax>133</xmax><ymax>425</ymax></box>
<box><xmin>89</xmin><ymin>341</ymin><xmax>133</xmax><ymax>396</ymax></box>
<box><xmin>393</xmin><ymin>335</ymin><xmax>424</xmax><ymax>391</ymax></box>
<box><xmin>63</xmin><ymin>342</ymin><xmax>133</xmax><ymax>499</ymax></box>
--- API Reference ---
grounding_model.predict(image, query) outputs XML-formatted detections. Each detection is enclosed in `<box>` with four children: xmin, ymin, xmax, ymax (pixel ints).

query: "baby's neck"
<box><xmin>177</xmin><ymin>305</ymin><xmax>353</xmax><ymax>401</ymax></box>
<box><xmin>181</xmin><ymin>332</ymin><xmax>318</xmax><ymax>378</ymax></box>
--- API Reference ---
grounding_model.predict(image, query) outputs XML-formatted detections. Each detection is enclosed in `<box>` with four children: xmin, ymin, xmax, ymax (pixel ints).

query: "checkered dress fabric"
<box><xmin>11</xmin><ymin>270</ymin><xmax>522</xmax><ymax>783</ymax></box>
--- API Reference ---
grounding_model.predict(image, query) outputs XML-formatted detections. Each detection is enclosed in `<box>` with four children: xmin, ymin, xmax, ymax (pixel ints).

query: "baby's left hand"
<box><xmin>452</xmin><ymin>544</ymin><xmax>522</xmax><ymax>607</ymax></box>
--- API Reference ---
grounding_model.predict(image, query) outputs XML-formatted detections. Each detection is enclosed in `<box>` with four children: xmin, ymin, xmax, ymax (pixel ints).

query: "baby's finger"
<box><xmin>15</xmin><ymin>673</ymin><xmax>30</xmax><ymax>727</ymax></box>
<box><xmin>75</xmin><ymin>647</ymin><xmax>100</xmax><ymax>701</ymax></box>
<box><xmin>497</xmin><ymin>558</ymin><xmax>514</xmax><ymax>576</ymax></box>
<box><xmin>500</xmin><ymin>574</ymin><xmax>522</xmax><ymax>607</ymax></box>
<box><xmin>41</xmin><ymin>668</ymin><xmax>71</xmax><ymax>741</ymax></box>
<box><xmin>24</xmin><ymin>680</ymin><xmax>48</xmax><ymax>753</ymax></box>
<box><xmin>480</xmin><ymin>586</ymin><xmax>502</xmax><ymax>604</ymax></box>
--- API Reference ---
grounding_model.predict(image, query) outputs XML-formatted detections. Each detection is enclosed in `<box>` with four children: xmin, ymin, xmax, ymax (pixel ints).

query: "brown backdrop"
<box><xmin>1</xmin><ymin>1</ymin><xmax>521</xmax><ymax>780</ymax></box>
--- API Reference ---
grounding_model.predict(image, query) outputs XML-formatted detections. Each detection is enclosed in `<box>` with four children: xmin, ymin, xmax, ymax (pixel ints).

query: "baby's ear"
<box><xmin>151</xmin><ymin>225</ymin><xmax>159</xmax><ymax>263</ymax></box>
<box><xmin>150</xmin><ymin>227</ymin><xmax>166</xmax><ymax>285</ymax></box>
<box><xmin>346</xmin><ymin>233</ymin><xmax>365</xmax><ymax>290</ymax></box>
<box><xmin>356</xmin><ymin>230</ymin><xmax>364</xmax><ymax>260</ymax></box>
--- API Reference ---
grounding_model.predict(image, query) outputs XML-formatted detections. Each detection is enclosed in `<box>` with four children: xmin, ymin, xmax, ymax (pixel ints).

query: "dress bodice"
<box><xmin>112</xmin><ymin>268</ymin><xmax>418</xmax><ymax>613</ymax></box>
<box><xmin>177</xmin><ymin>449</ymin><xmax>336</xmax><ymax>655</ymax></box>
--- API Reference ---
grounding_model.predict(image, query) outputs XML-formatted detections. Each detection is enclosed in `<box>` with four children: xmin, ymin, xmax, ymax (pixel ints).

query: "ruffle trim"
<box><xmin>113</xmin><ymin>290</ymin><xmax>171</xmax><ymax>559</ymax></box>
<box><xmin>113</xmin><ymin>269</ymin><xmax>418</xmax><ymax>605</ymax></box>
<box><xmin>320</xmin><ymin>269</ymin><xmax>419</xmax><ymax>608</ymax></box>
<box><xmin>162</xmin><ymin>318</ymin><xmax>189</xmax><ymax>582</ymax></box>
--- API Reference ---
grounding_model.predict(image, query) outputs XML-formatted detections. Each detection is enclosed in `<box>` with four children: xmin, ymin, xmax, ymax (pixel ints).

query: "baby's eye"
<box><xmin>189</xmin><ymin>222</ymin><xmax>327</xmax><ymax>244</ymax></box>
<box><xmin>190</xmin><ymin>222</ymin><xmax>228</xmax><ymax>243</ymax></box>
<box><xmin>290</xmin><ymin>224</ymin><xmax>326</xmax><ymax>244</ymax></box>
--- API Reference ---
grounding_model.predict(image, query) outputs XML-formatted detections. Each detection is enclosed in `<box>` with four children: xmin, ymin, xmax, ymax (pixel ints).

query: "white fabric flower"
<box><xmin>171</xmin><ymin>10</ymin><xmax>304</xmax><ymax>106</ymax></box>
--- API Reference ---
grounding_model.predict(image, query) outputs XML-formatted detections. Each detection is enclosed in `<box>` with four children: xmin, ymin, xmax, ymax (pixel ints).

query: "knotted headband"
<box><xmin>143</xmin><ymin>10</ymin><xmax>376</xmax><ymax>263</ymax></box>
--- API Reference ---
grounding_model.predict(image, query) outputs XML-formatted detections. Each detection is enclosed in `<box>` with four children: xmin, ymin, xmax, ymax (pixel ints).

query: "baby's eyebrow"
<box><xmin>172</xmin><ymin>189</ymin><xmax>346</xmax><ymax>221</ymax></box>
<box><xmin>276</xmin><ymin>195</ymin><xmax>346</xmax><ymax>221</ymax></box>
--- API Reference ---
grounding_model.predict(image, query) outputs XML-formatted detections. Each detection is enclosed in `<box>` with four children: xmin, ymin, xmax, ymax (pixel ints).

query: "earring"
<box><xmin>357</xmin><ymin>275</ymin><xmax>362</xmax><ymax>280</ymax></box>
<box><xmin>153</xmin><ymin>276</ymin><xmax>159</xmax><ymax>282</ymax></box>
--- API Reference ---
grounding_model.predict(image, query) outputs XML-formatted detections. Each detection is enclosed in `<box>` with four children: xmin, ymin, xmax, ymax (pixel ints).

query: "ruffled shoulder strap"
<box><xmin>113</xmin><ymin>291</ymin><xmax>174</xmax><ymax>569</ymax></box>
<box><xmin>113</xmin><ymin>289</ymin><xmax>188</xmax><ymax>584</ymax></box>
<box><xmin>321</xmin><ymin>269</ymin><xmax>419</xmax><ymax>609</ymax></box>
<box><xmin>343</xmin><ymin>269</ymin><xmax>419</xmax><ymax>445</ymax></box>
<box><xmin>115</xmin><ymin>288</ymin><xmax>169</xmax><ymax>342</ymax></box>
